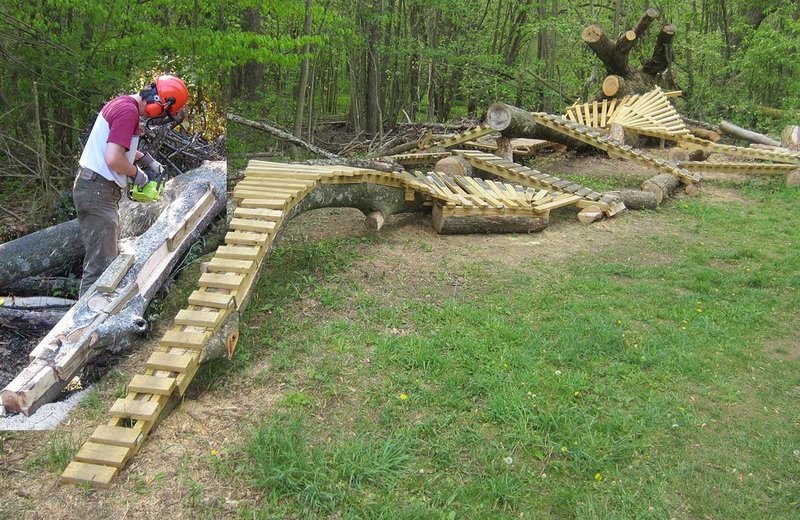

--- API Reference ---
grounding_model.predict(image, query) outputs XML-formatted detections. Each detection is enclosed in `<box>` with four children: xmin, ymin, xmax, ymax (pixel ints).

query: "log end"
<box><xmin>486</xmin><ymin>103</ymin><xmax>513</xmax><ymax>132</ymax></box>
<box><xmin>785</xmin><ymin>170</ymin><xmax>800</xmax><ymax>187</ymax></box>
<box><xmin>581</xmin><ymin>24</ymin><xmax>604</xmax><ymax>43</ymax></box>
<box><xmin>364</xmin><ymin>211</ymin><xmax>386</xmax><ymax>232</ymax></box>
<box><xmin>668</xmin><ymin>147</ymin><xmax>691</xmax><ymax>163</ymax></box>
<box><xmin>226</xmin><ymin>329</ymin><xmax>240</xmax><ymax>359</ymax></box>
<box><xmin>577</xmin><ymin>206</ymin><xmax>605</xmax><ymax>225</ymax></box>
<box><xmin>661</xmin><ymin>24</ymin><xmax>677</xmax><ymax>35</ymax></box>
<box><xmin>602</xmin><ymin>75</ymin><xmax>623</xmax><ymax>97</ymax></box>
<box><xmin>645</xmin><ymin>7</ymin><xmax>660</xmax><ymax>19</ymax></box>
<box><xmin>434</xmin><ymin>156</ymin><xmax>472</xmax><ymax>177</ymax></box>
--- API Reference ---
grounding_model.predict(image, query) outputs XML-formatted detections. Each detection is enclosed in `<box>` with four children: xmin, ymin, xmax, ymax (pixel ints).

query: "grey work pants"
<box><xmin>73</xmin><ymin>172</ymin><xmax>122</xmax><ymax>296</ymax></box>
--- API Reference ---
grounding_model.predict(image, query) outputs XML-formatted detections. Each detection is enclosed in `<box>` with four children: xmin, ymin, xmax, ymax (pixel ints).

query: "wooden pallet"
<box><xmin>607</xmin><ymin>87</ymin><xmax>689</xmax><ymax>136</ymax></box>
<box><xmin>391</xmin><ymin>151</ymin><xmax>452</xmax><ymax>166</ymax></box>
<box><xmin>531</xmin><ymin>112</ymin><xmax>702</xmax><ymax>186</ymax></box>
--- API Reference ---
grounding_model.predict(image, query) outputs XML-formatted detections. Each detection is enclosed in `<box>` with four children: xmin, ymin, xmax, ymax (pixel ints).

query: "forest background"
<box><xmin>1</xmin><ymin>0</ymin><xmax>799</xmax><ymax>226</ymax></box>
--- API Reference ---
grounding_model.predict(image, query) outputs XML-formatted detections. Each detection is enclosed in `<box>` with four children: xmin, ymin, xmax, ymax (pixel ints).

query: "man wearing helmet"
<box><xmin>73</xmin><ymin>74</ymin><xmax>189</xmax><ymax>296</ymax></box>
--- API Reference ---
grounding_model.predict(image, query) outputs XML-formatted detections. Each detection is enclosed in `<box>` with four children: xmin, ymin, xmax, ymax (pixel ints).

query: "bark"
<box><xmin>689</xmin><ymin>127</ymin><xmax>721</xmax><ymax>142</ymax></box>
<box><xmin>642</xmin><ymin>173</ymin><xmax>681</xmax><ymax>205</ymax></box>
<box><xmin>301</xmin><ymin>158</ymin><xmax>402</xmax><ymax>173</ymax></box>
<box><xmin>719</xmin><ymin>120</ymin><xmax>781</xmax><ymax>147</ymax></box>
<box><xmin>609</xmin><ymin>190</ymin><xmax>658</xmax><ymax>210</ymax></box>
<box><xmin>496</xmin><ymin>136</ymin><xmax>514</xmax><ymax>162</ymax></box>
<box><xmin>227</xmin><ymin>113</ymin><xmax>338</xmax><ymax>159</ymax></box>
<box><xmin>485</xmin><ymin>103</ymin><xmax>591</xmax><ymax>151</ymax></box>
<box><xmin>0</xmin><ymin>307</ymin><xmax>67</xmax><ymax>331</ymax></box>
<box><xmin>781</xmin><ymin>126</ymin><xmax>800</xmax><ymax>151</ymax></box>
<box><xmin>1</xmin><ymin>277</ymin><xmax>80</xmax><ymax>298</ymax></box>
<box><xmin>290</xmin><ymin>0</ymin><xmax>314</xmax><ymax>159</ymax></box>
<box><xmin>786</xmin><ymin>170</ymin><xmax>800</xmax><ymax>187</ymax></box>
<box><xmin>642</xmin><ymin>25</ymin><xmax>677</xmax><ymax>77</ymax></box>
<box><xmin>2</xmin><ymin>163</ymin><xmax>227</xmax><ymax>416</ymax></box>
<box><xmin>1</xmin><ymin>296</ymin><xmax>76</xmax><ymax>309</ymax></box>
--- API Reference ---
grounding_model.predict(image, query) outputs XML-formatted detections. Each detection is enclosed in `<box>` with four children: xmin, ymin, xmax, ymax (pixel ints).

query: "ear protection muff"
<box><xmin>142</xmin><ymin>83</ymin><xmax>176</xmax><ymax>119</ymax></box>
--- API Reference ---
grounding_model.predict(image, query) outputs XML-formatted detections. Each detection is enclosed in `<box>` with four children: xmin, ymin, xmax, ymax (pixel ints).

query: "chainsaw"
<box><xmin>129</xmin><ymin>163</ymin><xmax>167</xmax><ymax>203</ymax></box>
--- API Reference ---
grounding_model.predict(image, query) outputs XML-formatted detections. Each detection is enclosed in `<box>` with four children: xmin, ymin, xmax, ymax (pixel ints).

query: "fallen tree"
<box><xmin>1</xmin><ymin>162</ymin><xmax>227</xmax><ymax>416</ymax></box>
<box><xmin>486</xmin><ymin>103</ymin><xmax>592</xmax><ymax>151</ymax></box>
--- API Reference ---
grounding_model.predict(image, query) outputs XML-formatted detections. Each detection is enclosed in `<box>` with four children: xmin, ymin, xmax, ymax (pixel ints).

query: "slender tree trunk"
<box><xmin>291</xmin><ymin>0</ymin><xmax>314</xmax><ymax>159</ymax></box>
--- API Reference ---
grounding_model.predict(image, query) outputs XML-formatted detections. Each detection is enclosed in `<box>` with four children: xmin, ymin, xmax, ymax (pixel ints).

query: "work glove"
<box><xmin>134</xmin><ymin>167</ymin><xmax>149</xmax><ymax>188</ymax></box>
<box><xmin>137</xmin><ymin>153</ymin><xmax>163</xmax><ymax>180</ymax></box>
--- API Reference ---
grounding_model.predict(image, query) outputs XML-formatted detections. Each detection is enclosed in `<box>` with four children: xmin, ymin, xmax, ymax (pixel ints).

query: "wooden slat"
<box><xmin>61</xmin><ymin>461</ymin><xmax>117</xmax><ymax>488</ymax></box>
<box><xmin>75</xmin><ymin>442</ymin><xmax>131</xmax><ymax>468</ymax></box>
<box><xmin>128</xmin><ymin>374</ymin><xmax>176</xmax><ymax>395</ymax></box>
<box><xmin>109</xmin><ymin>399</ymin><xmax>159</xmax><ymax>421</ymax></box>
<box><xmin>198</xmin><ymin>273</ymin><xmax>244</xmax><ymax>290</ymax></box>
<box><xmin>94</xmin><ymin>254</ymin><xmax>134</xmax><ymax>293</ymax></box>
<box><xmin>174</xmin><ymin>308</ymin><xmax>222</xmax><ymax>327</ymax></box>
<box><xmin>233</xmin><ymin>207</ymin><xmax>284</xmax><ymax>220</ymax></box>
<box><xmin>146</xmin><ymin>352</ymin><xmax>196</xmax><ymax>373</ymax></box>
<box><xmin>187</xmin><ymin>290</ymin><xmax>235</xmax><ymax>309</ymax></box>
<box><xmin>161</xmin><ymin>329</ymin><xmax>209</xmax><ymax>349</ymax></box>
<box><xmin>208</xmin><ymin>258</ymin><xmax>254</xmax><ymax>273</ymax></box>
<box><xmin>89</xmin><ymin>425</ymin><xmax>143</xmax><ymax>448</ymax></box>
<box><xmin>215</xmin><ymin>245</ymin><xmax>261</xmax><ymax>261</ymax></box>
<box><xmin>229</xmin><ymin>218</ymin><xmax>276</xmax><ymax>233</ymax></box>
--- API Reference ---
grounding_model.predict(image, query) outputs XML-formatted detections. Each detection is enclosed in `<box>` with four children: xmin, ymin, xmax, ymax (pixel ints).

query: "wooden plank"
<box><xmin>198</xmin><ymin>273</ymin><xmax>244</xmax><ymax>290</ymax></box>
<box><xmin>109</xmin><ymin>399</ymin><xmax>159</xmax><ymax>421</ymax></box>
<box><xmin>208</xmin><ymin>258</ymin><xmax>254</xmax><ymax>273</ymax></box>
<box><xmin>174</xmin><ymin>308</ymin><xmax>223</xmax><ymax>327</ymax></box>
<box><xmin>233</xmin><ymin>207</ymin><xmax>284</xmax><ymax>221</ymax></box>
<box><xmin>146</xmin><ymin>352</ymin><xmax>196</xmax><ymax>373</ymax></box>
<box><xmin>229</xmin><ymin>218</ymin><xmax>276</xmax><ymax>233</ymax></box>
<box><xmin>167</xmin><ymin>189</ymin><xmax>216</xmax><ymax>251</ymax></box>
<box><xmin>75</xmin><ymin>442</ymin><xmax>131</xmax><ymax>468</ymax></box>
<box><xmin>94</xmin><ymin>254</ymin><xmax>134</xmax><ymax>293</ymax></box>
<box><xmin>215</xmin><ymin>245</ymin><xmax>261</xmax><ymax>261</ymax></box>
<box><xmin>225</xmin><ymin>230</ymin><xmax>272</xmax><ymax>246</ymax></box>
<box><xmin>187</xmin><ymin>290</ymin><xmax>235</xmax><ymax>309</ymax></box>
<box><xmin>128</xmin><ymin>374</ymin><xmax>176</xmax><ymax>395</ymax></box>
<box><xmin>61</xmin><ymin>461</ymin><xmax>117</xmax><ymax>488</ymax></box>
<box><xmin>89</xmin><ymin>425</ymin><xmax>143</xmax><ymax>448</ymax></box>
<box><xmin>161</xmin><ymin>329</ymin><xmax>209</xmax><ymax>349</ymax></box>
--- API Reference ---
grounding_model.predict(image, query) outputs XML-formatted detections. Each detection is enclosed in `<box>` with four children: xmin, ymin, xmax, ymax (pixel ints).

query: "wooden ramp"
<box><xmin>62</xmin><ymin>159</ymin><xmax>602</xmax><ymax>488</ymax></box>
<box><xmin>453</xmin><ymin>150</ymin><xmax>624</xmax><ymax>216</ymax></box>
<box><xmin>414</xmin><ymin>124</ymin><xmax>495</xmax><ymax>151</ymax></box>
<box><xmin>530</xmin><ymin>112</ymin><xmax>702</xmax><ymax>186</ymax></box>
<box><xmin>607</xmin><ymin>87</ymin><xmax>690</xmax><ymax>137</ymax></box>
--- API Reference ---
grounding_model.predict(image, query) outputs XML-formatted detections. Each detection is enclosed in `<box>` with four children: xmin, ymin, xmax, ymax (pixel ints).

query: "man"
<box><xmin>73</xmin><ymin>74</ymin><xmax>189</xmax><ymax>296</ymax></box>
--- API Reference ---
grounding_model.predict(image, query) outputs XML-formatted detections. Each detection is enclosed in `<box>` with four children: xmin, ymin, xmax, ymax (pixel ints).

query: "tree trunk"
<box><xmin>1</xmin><ymin>163</ymin><xmax>227</xmax><ymax>416</ymax></box>
<box><xmin>0</xmin><ymin>308</ymin><xmax>67</xmax><ymax>331</ymax></box>
<box><xmin>1</xmin><ymin>277</ymin><xmax>80</xmax><ymax>298</ymax></box>
<box><xmin>432</xmin><ymin>204</ymin><xmax>548</xmax><ymax>235</ymax></box>
<box><xmin>485</xmin><ymin>103</ymin><xmax>591</xmax><ymax>151</ymax></box>
<box><xmin>642</xmin><ymin>173</ymin><xmax>681</xmax><ymax>204</ymax></box>
<box><xmin>290</xmin><ymin>0</ymin><xmax>314</xmax><ymax>159</ymax></box>
<box><xmin>434</xmin><ymin>156</ymin><xmax>475</xmax><ymax>177</ymax></box>
<box><xmin>719</xmin><ymin>120</ymin><xmax>781</xmax><ymax>147</ymax></box>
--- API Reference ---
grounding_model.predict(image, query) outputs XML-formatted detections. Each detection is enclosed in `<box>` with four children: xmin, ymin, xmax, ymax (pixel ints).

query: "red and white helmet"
<box><xmin>143</xmin><ymin>74</ymin><xmax>189</xmax><ymax>118</ymax></box>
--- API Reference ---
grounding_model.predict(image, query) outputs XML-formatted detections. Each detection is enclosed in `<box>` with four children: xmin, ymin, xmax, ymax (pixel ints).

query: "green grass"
<box><xmin>27</xmin><ymin>433</ymin><xmax>78</xmax><ymax>473</ymax></box>
<box><xmin>212</xmin><ymin>180</ymin><xmax>800</xmax><ymax>518</ymax></box>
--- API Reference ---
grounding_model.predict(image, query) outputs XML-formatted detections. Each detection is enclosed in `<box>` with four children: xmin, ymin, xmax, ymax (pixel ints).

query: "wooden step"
<box><xmin>61</xmin><ymin>461</ymin><xmax>117</xmax><ymax>488</ymax></box>
<box><xmin>109</xmin><ymin>399</ymin><xmax>160</xmax><ymax>422</ymax></box>
<box><xmin>146</xmin><ymin>352</ymin><xmax>196</xmax><ymax>373</ymax></box>
<box><xmin>89</xmin><ymin>425</ymin><xmax>143</xmax><ymax>448</ymax></box>
<box><xmin>128</xmin><ymin>374</ymin><xmax>176</xmax><ymax>396</ymax></box>
<box><xmin>161</xmin><ymin>329</ymin><xmax>209</xmax><ymax>349</ymax></box>
<box><xmin>238</xmin><ymin>199</ymin><xmax>286</xmax><ymax>210</ymax></box>
<box><xmin>229</xmin><ymin>218</ymin><xmax>276</xmax><ymax>233</ymax></box>
<box><xmin>174</xmin><ymin>308</ymin><xmax>223</xmax><ymax>327</ymax></box>
<box><xmin>198</xmin><ymin>273</ymin><xmax>244</xmax><ymax>291</ymax></box>
<box><xmin>225</xmin><ymin>230</ymin><xmax>272</xmax><ymax>246</ymax></box>
<box><xmin>233</xmin><ymin>207</ymin><xmax>284</xmax><ymax>221</ymax></box>
<box><xmin>208</xmin><ymin>258</ymin><xmax>254</xmax><ymax>274</ymax></box>
<box><xmin>75</xmin><ymin>441</ymin><xmax>131</xmax><ymax>468</ymax></box>
<box><xmin>215</xmin><ymin>245</ymin><xmax>261</xmax><ymax>261</ymax></box>
<box><xmin>187</xmin><ymin>290</ymin><xmax>235</xmax><ymax>309</ymax></box>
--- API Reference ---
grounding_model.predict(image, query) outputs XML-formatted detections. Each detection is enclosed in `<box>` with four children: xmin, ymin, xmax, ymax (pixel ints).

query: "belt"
<box><xmin>77</xmin><ymin>167</ymin><xmax>120</xmax><ymax>188</ymax></box>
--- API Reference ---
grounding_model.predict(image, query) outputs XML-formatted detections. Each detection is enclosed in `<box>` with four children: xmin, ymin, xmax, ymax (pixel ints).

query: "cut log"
<box><xmin>434</xmin><ymin>156</ymin><xmax>475</xmax><ymax>177</ymax></box>
<box><xmin>603</xmin><ymin>75</ymin><xmax>626</xmax><ymax>98</ymax></box>
<box><xmin>689</xmin><ymin>127</ymin><xmax>721</xmax><ymax>142</ymax></box>
<box><xmin>632</xmin><ymin>8</ymin><xmax>660</xmax><ymax>37</ymax></box>
<box><xmin>1</xmin><ymin>162</ymin><xmax>227</xmax><ymax>416</ymax></box>
<box><xmin>642</xmin><ymin>25</ymin><xmax>677</xmax><ymax>76</ymax></box>
<box><xmin>616</xmin><ymin>31</ymin><xmax>637</xmax><ymax>54</ymax></box>
<box><xmin>431</xmin><ymin>205</ymin><xmax>548</xmax><ymax>234</ymax></box>
<box><xmin>364</xmin><ymin>211</ymin><xmax>385</xmax><ymax>232</ymax></box>
<box><xmin>577</xmin><ymin>206</ymin><xmax>605</xmax><ymax>225</ymax></box>
<box><xmin>642</xmin><ymin>173</ymin><xmax>681</xmax><ymax>204</ymax></box>
<box><xmin>689</xmin><ymin>149</ymin><xmax>710</xmax><ymax>162</ymax></box>
<box><xmin>485</xmin><ymin>103</ymin><xmax>591</xmax><ymax>151</ymax></box>
<box><xmin>608</xmin><ymin>190</ymin><xmax>658</xmax><ymax>210</ymax></box>
<box><xmin>608</xmin><ymin>123</ymin><xmax>639</xmax><ymax>148</ymax></box>
<box><xmin>786</xmin><ymin>170</ymin><xmax>800</xmax><ymax>187</ymax></box>
<box><xmin>495</xmin><ymin>136</ymin><xmax>514</xmax><ymax>162</ymax></box>
<box><xmin>719</xmin><ymin>120</ymin><xmax>781</xmax><ymax>147</ymax></box>
<box><xmin>0</xmin><ymin>183</ymin><xmax>197</xmax><ymax>290</ymax></box>
<box><xmin>1</xmin><ymin>277</ymin><xmax>80</xmax><ymax>298</ymax></box>
<box><xmin>0</xmin><ymin>296</ymin><xmax>76</xmax><ymax>309</ymax></box>
<box><xmin>668</xmin><ymin>148</ymin><xmax>690</xmax><ymax>163</ymax></box>
<box><xmin>782</xmin><ymin>126</ymin><xmax>800</xmax><ymax>151</ymax></box>
<box><xmin>0</xmin><ymin>307</ymin><xmax>67</xmax><ymax>331</ymax></box>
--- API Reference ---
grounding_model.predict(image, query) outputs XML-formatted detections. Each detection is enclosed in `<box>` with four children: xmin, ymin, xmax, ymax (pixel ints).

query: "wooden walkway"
<box><xmin>60</xmin><ymin>159</ymin><xmax>602</xmax><ymax>488</ymax></box>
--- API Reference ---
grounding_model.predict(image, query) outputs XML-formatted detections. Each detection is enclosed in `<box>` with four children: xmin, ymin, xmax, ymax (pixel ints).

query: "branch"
<box><xmin>226</xmin><ymin>113</ymin><xmax>338</xmax><ymax>159</ymax></box>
